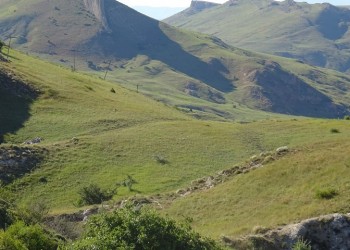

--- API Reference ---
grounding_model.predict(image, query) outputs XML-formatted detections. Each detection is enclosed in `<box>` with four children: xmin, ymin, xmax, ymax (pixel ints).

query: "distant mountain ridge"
<box><xmin>165</xmin><ymin>0</ymin><xmax>350</xmax><ymax>74</ymax></box>
<box><xmin>1</xmin><ymin>0</ymin><xmax>350</xmax><ymax>118</ymax></box>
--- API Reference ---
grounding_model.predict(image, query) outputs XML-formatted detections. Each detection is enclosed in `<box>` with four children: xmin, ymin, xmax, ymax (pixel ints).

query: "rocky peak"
<box><xmin>190</xmin><ymin>1</ymin><xmax>220</xmax><ymax>11</ymax></box>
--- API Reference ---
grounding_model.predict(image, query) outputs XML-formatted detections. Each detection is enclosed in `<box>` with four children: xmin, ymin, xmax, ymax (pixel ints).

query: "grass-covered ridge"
<box><xmin>165</xmin><ymin>0</ymin><xmax>350</xmax><ymax>74</ymax></box>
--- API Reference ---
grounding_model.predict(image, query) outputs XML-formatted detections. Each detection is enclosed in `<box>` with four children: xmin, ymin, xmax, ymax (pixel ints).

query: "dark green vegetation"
<box><xmin>165</xmin><ymin>0</ymin><xmax>350</xmax><ymax>73</ymax></box>
<box><xmin>0</xmin><ymin>222</ymin><xmax>58</xmax><ymax>250</ymax></box>
<box><xmin>77</xmin><ymin>184</ymin><xmax>115</xmax><ymax>206</ymax></box>
<box><xmin>1</xmin><ymin>0</ymin><xmax>350</xmax><ymax>118</ymax></box>
<box><xmin>71</xmin><ymin>205</ymin><xmax>221</xmax><ymax>250</ymax></box>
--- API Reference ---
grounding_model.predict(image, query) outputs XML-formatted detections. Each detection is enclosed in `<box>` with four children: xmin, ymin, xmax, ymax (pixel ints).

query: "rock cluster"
<box><xmin>22</xmin><ymin>137</ymin><xmax>43</xmax><ymax>145</ymax></box>
<box><xmin>176</xmin><ymin>146</ymin><xmax>290</xmax><ymax>196</ymax></box>
<box><xmin>0</xmin><ymin>69</ymin><xmax>39</xmax><ymax>99</ymax></box>
<box><xmin>0</xmin><ymin>146</ymin><xmax>47</xmax><ymax>184</ymax></box>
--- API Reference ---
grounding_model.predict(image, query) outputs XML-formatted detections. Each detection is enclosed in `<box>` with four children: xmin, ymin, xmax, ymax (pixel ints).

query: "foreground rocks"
<box><xmin>0</xmin><ymin>146</ymin><xmax>47</xmax><ymax>184</ymax></box>
<box><xmin>0</xmin><ymin>68</ymin><xmax>39</xmax><ymax>99</ymax></box>
<box><xmin>224</xmin><ymin>213</ymin><xmax>350</xmax><ymax>250</ymax></box>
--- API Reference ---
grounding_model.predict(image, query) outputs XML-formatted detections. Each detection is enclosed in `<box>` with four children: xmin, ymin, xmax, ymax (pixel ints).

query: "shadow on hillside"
<box><xmin>316</xmin><ymin>5</ymin><xmax>350</xmax><ymax>40</ymax></box>
<box><xmin>251</xmin><ymin>62</ymin><xmax>348</xmax><ymax>118</ymax></box>
<box><xmin>0</xmin><ymin>71</ymin><xmax>38</xmax><ymax>144</ymax></box>
<box><xmin>84</xmin><ymin>0</ymin><xmax>234</xmax><ymax>92</ymax></box>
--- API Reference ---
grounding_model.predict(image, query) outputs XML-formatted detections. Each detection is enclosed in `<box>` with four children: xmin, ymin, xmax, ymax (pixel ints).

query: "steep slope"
<box><xmin>1</xmin><ymin>0</ymin><xmax>350</xmax><ymax>119</ymax></box>
<box><xmin>163</xmin><ymin>128</ymin><xmax>350</xmax><ymax>238</ymax></box>
<box><xmin>165</xmin><ymin>0</ymin><xmax>350</xmax><ymax>74</ymax></box>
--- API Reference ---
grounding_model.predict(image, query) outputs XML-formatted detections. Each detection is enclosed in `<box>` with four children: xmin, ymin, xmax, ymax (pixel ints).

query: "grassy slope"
<box><xmin>0</xmin><ymin>50</ymin><xmax>285</xmax><ymax>212</ymax></box>
<box><xmin>2</xmin><ymin>50</ymin><xmax>350</xmax><ymax>241</ymax></box>
<box><xmin>163</xmin><ymin>119</ymin><xmax>350</xmax><ymax>238</ymax></box>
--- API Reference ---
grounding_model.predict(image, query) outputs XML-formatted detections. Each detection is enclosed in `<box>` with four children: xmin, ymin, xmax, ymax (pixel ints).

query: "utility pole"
<box><xmin>70</xmin><ymin>49</ymin><xmax>78</xmax><ymax>72</ymax></box>
<box><xmin>6</xmin><ymin>35</ymin><xmax>17</xmax><ymax>59</ymax></box>
<box><xmin>73</xmin><ymin>50</ymin><xmax>76</xmax><ymax>72</ymax></box>
<box><xmin>103</xmin><ymin>60</ymin><xmax>112</xmax><ymax>80</ymax></box>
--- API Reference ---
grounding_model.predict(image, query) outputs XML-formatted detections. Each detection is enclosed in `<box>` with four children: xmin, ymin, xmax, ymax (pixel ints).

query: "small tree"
<box><xmin>77</xmin><ymin>184</ymin><xmax>115</xmax><ymax>206</ymax></box>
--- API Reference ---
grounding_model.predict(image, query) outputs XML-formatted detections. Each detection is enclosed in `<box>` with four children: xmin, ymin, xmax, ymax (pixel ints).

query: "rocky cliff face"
<box><xmin>224</xmin><ymin>213</ymin><xmax>350</xmax><ymax>250</ymax></box>
<box><xmin>83</xmin><ymin>0</ymin><xmax>110</xmax><ymax>31</ymax></box>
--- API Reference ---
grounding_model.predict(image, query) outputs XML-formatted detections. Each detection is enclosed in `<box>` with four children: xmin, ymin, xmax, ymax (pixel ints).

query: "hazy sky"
<box><xmin>118</xmin><ymin>0</ymin><xmax>350</xmax><ymax>8</ymax></box>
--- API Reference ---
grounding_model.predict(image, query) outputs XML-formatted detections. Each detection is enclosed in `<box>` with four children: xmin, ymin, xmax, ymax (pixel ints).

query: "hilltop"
<box><xmin>165</xmin><ymin>0</ymin><xmax>350</xmax><ymax>74</ymax></box>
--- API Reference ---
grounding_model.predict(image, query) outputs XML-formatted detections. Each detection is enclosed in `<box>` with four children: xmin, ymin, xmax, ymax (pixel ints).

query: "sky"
<box><xmin>118</xmin><ymin>0</ymin><xmax>350</xmax><ymax>8</ymax></box>
<box><xmin>118</xmin><ymin>0</ymin><xmax>350</xmax><ymax>20</ymax></box>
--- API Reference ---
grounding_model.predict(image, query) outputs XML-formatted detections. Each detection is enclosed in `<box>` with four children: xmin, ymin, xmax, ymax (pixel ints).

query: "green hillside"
<box><xmin>1</xmin><ymin>50</ymin><xmax>349</xmax><ymax>223</ymax></box>
<box><xmin>165</xmin><ymin>0</ymin><xmax>350</xmax><ymax>74</ymax></box>
<box><xmin>0</xmin><ymin>50</ymin><xmax>282</xmax><ymax>212</ymax></box>
<box><xmin>1</xmin><ymin>0</ymin><xmax>350</xmax><ymax>119</ymax></box>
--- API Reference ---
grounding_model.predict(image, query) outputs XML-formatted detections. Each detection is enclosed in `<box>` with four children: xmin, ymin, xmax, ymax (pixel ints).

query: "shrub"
<box><xmin>14</xmin><ymin>200</ymin><xmax>49</xmax><ymax>225</ymax></box>
<box><xmin>292</xmin><ymin>238</ymin><xmax>311</xmax><ymax>250</ymax></box>
<box><xmin>344</xmin><ymin>115</ymin><xmax>350</xmax><ymax>120</ymax></box>
<box><xmin>77</xmin><ymin>184</ymin><xmax>115</xmax><ymax>206</ymax></box>
<box><xmin>0</xmin><ymin>40</ymin><xmax>4</xmax><ymax>53</ymax></box>
<box><xmin>119</xmin><ymin>175</ymin><xmax>137</xmax><ymax>192</ymax></box>
<box><xmin>0</xmin><ymin>221</ymin><xmax>58</xmax><ymax>250</ymax></box>
<box><xmin>316</xmin><ymin>188</ymin><xmax>338</xmax><ymax>200</ymax></box>
<box><xmin>330</xmin><ymin>128</ymin><xmax>340</xmax><ymax>133</ymax></box>
<box><xmin>71</xmin><ymin>205</ymin><xmax>221</xmax><ymax>250</ymax></box>
<box><xmin>110</xmin><ymin>88</ymin><xmax>116</xmax><ymax>93</ymax></box>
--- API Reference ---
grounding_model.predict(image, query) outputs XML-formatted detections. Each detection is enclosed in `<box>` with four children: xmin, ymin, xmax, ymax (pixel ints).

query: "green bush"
<box><xmin>344</xmin><ymin>115</ymin><xmax>350</xmax><ymax>120</ymax></box>
<box><xmin>77</xmin><ymin>184</ymin><xmax>115</xmax><ymax>206</ymax></box>
<box><xmin>316</xmin><ymin>188</ymin><xmax>338</xmax><ymax>200</ymax></box>
<box><xmin>330</xmin><ymin>128</ymin><xmax>340</xmax><ymax>133</ymax></box>
<box><xmin>0</xmin><ymin>221</ymin><xmax>57</xmax><ymax>250</ymax></box>
<box><xmin>119</xmin><ymin>175</ymin><xmax>137</xmax><ymax>192</ymax></box>
<box><xmin>292</xmin><ymin>238</ymin><xmax>311</xmax><ymax>250</ymax></box>
<box><xmin>71</xmin><ymin>205</ymin><xmax>221</xmax><ymax>250</ymax></box>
